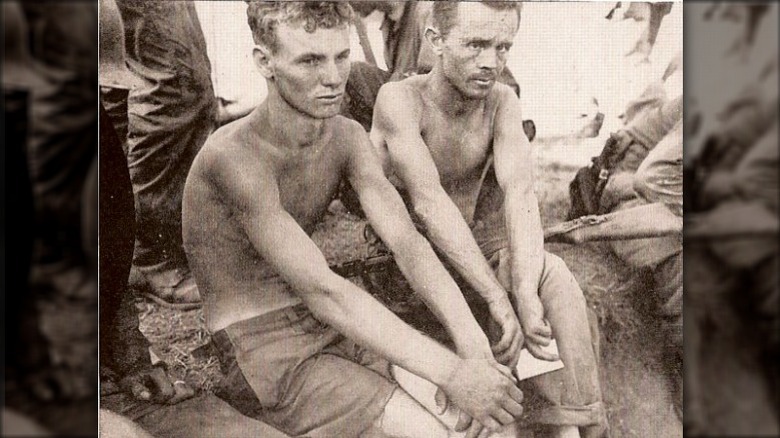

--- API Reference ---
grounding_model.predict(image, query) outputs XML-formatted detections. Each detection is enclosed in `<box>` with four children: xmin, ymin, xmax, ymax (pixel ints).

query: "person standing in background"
<box><xmin>111</xmin><ymin>0</ymin><xmax>218</xmax><ymax>308</ymax></box>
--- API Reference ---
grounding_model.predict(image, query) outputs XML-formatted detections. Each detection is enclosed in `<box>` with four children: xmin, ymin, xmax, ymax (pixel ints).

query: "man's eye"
<box><xmin>497</xmin><ymin>44</ymin><xmax>511</xmax><ymax>53</ymax></box>
<box><xmin>468</xmin><ymin>42</ymin><xmax>483</xmax><ymax>50</ymax></box>
<box><xmin>302</xmin><ymin>58</ymin><xmax>319</xmax><ymax>66</ymax></box>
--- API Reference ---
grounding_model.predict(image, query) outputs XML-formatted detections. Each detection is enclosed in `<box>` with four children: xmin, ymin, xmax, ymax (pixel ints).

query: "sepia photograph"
<box><xmin>94</xmin><ymin>1</ymin><xmax>686</xmax><ymax>437</ymax></box>
<box><xmin>4</xmin><ymin>0</ymin><xmax>778</xmax><ymax>437</ymax></box>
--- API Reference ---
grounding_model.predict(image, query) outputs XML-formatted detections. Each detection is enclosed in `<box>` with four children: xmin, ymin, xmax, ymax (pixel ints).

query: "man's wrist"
<box><xmin>432</xmin><ymin>353</ymin><xmax>462</xmax><ymax>389</ymax></box>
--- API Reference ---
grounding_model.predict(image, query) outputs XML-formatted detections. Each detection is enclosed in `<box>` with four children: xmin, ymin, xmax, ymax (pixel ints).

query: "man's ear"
<box><xmin>425</xmin><ymin>26</ymin><xmax>444</xmax><ymax>56</ymax></box>
<box><xmin>253</xmin><ymin>45</ymin><xmax>274</xmax><ymax>79</ymax></box>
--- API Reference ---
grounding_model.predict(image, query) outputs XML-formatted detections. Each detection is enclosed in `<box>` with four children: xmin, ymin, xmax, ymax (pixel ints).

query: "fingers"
<box><xmin>492</xmin><ymin>324</ymin><xmax>514</xmax><ymax>353</ymax></box>
<box><xmin>465</xmin><ymin>422</ymin><xmax>484</xmax><ymax>438</ymax></box>
<box><xmin>477</xmin><ymin>427</ymin><xmax>494</xmax><ymax>438</ymax></box>
<box><xmin>507</xmin><ymin>385</ymin><xmax>524</xmax><ymax>406</ymax></box>
<box><xmin>526</xmin><ymin>343</ymin><xmax>560</xmax><ymax>362</ymax></box>
<box><xmin>491</xmin><ymin>362</ymin><xmax>514</xmax><ymax>380</ymax></box>
<box><xmin>495</xmin><ymin>334</ymin><xmax>522</xmax><ymax>368</ymax></box>
<box><xmin>455</xmin><ymin>411</ymin><xmax>473</xmax><ymax>432</ymax></box>
<box><xmin>434</xmin><ymin>387</ymin><xmax>448</xmax><ymax>415</ymax></box>
<box><xmin>492</xmin><ymin>408</ymin><xmax>515</xmax><ymax>426</ymax></box>
<box><xmin>481</xmin><ymin>416</ymin><xmax>503</xmax><ymax>431</ymax></box>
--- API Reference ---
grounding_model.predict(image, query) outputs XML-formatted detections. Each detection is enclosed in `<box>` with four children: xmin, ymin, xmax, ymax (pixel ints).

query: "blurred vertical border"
<box><xmin>3</xmin><ymin>0</ymin><xmax>98</xmax><ymax>436</ymax></box>
<box><xmin>684</xmin><ymin>1</ymin><xmax>779</xmax><ymax>436</ymax></box>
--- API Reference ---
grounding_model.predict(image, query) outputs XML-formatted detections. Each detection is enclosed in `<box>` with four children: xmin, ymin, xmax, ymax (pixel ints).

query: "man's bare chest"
<box><xmin>420</xmin><ymin>111</ymin><xmax>493</xmax><ymax>183</ymax></box>
<box><xmin>276</xmin><ymin>149</ymin><xmax>344</xmax><ymax>231</ymax></box>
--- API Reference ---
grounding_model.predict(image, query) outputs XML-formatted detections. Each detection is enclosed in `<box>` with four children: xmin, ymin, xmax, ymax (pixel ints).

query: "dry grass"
<box><xmin>138</xmin><ymin>136</ymin><xmax>681</xmax><ymax>436</ymax></box>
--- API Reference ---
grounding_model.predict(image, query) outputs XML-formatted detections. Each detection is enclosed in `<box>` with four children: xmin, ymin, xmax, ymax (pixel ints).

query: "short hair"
<box><xmin>431</xmin><ymin>1</ymin><xmax>523</xmax><ymax>37</ymax></box>
<box><xmin>246</xmin><ymin>1</ymin><xmax>354</xmax><ymax>52</ymax></box>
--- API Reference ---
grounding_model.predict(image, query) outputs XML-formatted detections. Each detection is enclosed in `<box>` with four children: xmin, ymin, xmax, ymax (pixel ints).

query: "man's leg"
<box><xmin>496</xmin><ymin>250</ymin><xmax>608</xmax><ymax>438</ymax></box>
<box><xmin>363</xmin><ymin>388</ymin><xmax>451</xmax><ymax>438</ymax></box>
<box><xmin>116</xmin><ymin>0</ymin><xmax>216</xmax><ymax>307</ymax></box>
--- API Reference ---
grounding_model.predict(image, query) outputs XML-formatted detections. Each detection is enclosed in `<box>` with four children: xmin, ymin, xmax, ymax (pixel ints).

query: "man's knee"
<box><xmin>541</xmin><ymin>253</ymin><xmax>587</xmax><ymax>308</ymax></box>
<box><xmin>368</xmin><ymin>388</ymin><xmax>450</xmax><ymax>438</ymax></box>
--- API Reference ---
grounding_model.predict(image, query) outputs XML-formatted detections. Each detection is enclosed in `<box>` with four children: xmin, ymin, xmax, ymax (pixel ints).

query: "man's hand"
<box><xmin>440</xmin><ymin>358</ymin><xmax>524</xmax><ymax>435</ymax></box>
<box><xmin>516</xmin><ymin>296</ymin><xmax>560</xmax><ymax>362</ymax></box>
<box><xmin>119</xmin><ymin>365</ymin><xmax>195</xmax><ymax>405</ymax></box>
<box><xmin>486</xmin><ymin>296</ymin><xmax>523</xmax><ymax>369</ymax></box>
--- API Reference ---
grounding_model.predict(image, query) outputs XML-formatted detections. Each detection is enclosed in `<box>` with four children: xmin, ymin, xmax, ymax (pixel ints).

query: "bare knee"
<box><xmin>366</xmin><ymin>388</ymin><xmax>450</xmax><ymax>438</ymax></box>
<box><xmin>542</xmin><ymin>253</ymin><xmax>587</xmax><ymax>307</ymax></box>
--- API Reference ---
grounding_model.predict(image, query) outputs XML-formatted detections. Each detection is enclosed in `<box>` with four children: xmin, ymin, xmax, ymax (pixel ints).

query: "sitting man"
<box><xmin>370</xmin><ymin>2</ymin><xmax>607</xmax><ymax>437</ymax></box>
<box><xmin>183</xmin><ymin>3</ymin><xmax>524</xmax><ymax>437</ymax></box>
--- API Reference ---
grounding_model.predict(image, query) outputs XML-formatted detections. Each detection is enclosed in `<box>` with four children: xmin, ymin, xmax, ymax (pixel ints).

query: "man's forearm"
<box><xmin>389</xmin><ymin>231</ymin><xmax>491</xmax><ymax>350</ymax></box>
<box><xmin>415</xmin><ymin>194</ymin><xmax>509</xmax><ymax>305</ymax></box>
<box><xmin>504</xmin><ymin>189</ymin><xmax>545</xmax><ymax>305</ymax></box>
<box><xmin>305</xmin><ymin>273</ymin><xmax>460</xmax><ymax>386</ymax></box>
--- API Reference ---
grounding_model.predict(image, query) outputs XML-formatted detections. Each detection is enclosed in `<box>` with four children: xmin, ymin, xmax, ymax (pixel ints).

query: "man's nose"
<box><xmin>476</xmin><ymin>47</ymin><xmax>500</xmax><ymax>70</ymax></box>
<box><xmin>320</xmin><ymin>60</ymin><xmax>343</xmax><ymax>87</ymax></box>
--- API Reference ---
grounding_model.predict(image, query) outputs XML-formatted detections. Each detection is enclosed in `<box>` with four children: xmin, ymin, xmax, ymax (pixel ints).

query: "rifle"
<box><xmin>330</xmin><ymin>252</ymin><xmax>395</xmax><ymax>278</ymax></box>
<box><xmin>544</xmin><ymin>202</ymin><xmax>682</xmax><ymax>244</ymax></box>
<box><xmin>545</xmin><ymin>201</ymin><xmax>778</xmax><ymax>244</ymax></box>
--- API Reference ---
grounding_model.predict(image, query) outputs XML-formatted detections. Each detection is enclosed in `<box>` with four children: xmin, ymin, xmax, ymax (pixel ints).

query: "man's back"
<box><xmin>183</xmin><ymin>113</ymin><xmax>352</xmax><ymax>332</ymax></box>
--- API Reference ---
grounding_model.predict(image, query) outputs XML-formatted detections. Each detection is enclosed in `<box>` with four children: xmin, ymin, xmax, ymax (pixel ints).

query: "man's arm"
<box><xmin>347</xmin><ymin>119</ymin><xmax>495</xmax><ymax>359</ymax></box>
<box><xmin>209</xmin><ymin>147</ymin><xmax>523</xmax><ymax>430</ymax></box>
<box><xmin>492</xmin><ymin>86</ymin><xmax>557</xmax><ymax>360</ymax></box>
<box><xmin>372</xmin><ymin>84</ymin><xmax>522</xmax><ymax>366</ymax></box>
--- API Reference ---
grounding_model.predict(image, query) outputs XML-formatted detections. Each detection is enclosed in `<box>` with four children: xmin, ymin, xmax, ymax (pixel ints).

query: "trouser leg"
<box><xmin>116</xmin><ymin>0</ymin><xmax>216</xmax><ymax>288</ymax></box>
<box><xmin>495</xmin><ymin>250</ymin><xmax>608</xmax><ymax>437</ymax></box>
<box><xmin>98</xmin><ymin>104</ymin><xmax>151</xmax><ymax>378</ymax></box>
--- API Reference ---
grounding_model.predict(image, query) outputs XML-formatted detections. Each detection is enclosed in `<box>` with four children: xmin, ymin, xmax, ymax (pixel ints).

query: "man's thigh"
<box><xmin>363</xmin><ymin>388</ymin><xmax>451</xmax><ymax>438</ymax></box>
<box><xmin>214</xmin><ymin>310</ymin><xmax>399</xmax><ymax>438</ymax></box>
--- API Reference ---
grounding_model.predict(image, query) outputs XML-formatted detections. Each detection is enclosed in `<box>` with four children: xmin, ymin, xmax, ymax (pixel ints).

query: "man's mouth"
<box><xmin>317</xmin><ymin>93</ymin><xmax>343</xmax><ymax>103</ymax></box>
<box><xmin>471</xmin><ymin>77</ymin><xmax>495</xmax><ymax>86</ymax></box>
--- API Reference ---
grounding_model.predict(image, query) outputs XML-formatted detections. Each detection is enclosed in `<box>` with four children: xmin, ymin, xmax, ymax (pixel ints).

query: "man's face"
<box><xmin>439</xmin><ymin>3</ymin><xmax>518</xmax><ymax>100</ymax></box>
<box><xmin>269</xmin><ymin>22</ymin><xmax>351</xmax><ymax>119</ymax></box>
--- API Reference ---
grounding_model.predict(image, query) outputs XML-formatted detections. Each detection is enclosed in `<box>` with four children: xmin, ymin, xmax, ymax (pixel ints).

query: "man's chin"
<box><xmin>461</xmin><ymin>87</ymin><xmax>492</xmax><ymax>100</ymax></box>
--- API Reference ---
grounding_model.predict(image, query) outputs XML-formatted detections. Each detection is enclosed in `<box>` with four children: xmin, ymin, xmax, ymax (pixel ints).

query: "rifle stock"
<box><xmin>544</xmin><ymin>203</ymin><xmax>682</xmax><ymax>244</ymax></box>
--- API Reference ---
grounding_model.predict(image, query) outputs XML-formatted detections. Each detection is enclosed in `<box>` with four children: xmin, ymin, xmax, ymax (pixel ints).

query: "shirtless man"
<box><xmin>183</xmin><ymin>3</ymin><xmax>523</xmax><ymax>437</ymax></box>
<box><xmin>371</xmin><ymin>2</ymin><xmax>608</xmax><ymax>437</ymax></box>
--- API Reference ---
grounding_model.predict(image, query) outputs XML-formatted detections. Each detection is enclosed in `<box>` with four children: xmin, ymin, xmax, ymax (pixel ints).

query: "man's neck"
<box><xmin>426</xmin><ymin>65</ymin><xmax>484</xmax><ymax>116</ymax></box>
<box><xmin>252</xmin><ymin>85</ymin><xmax>326</xmax><ymax>151</ymax></box>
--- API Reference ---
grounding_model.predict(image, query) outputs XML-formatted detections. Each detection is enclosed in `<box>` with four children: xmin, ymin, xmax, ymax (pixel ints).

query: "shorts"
<box><xmin>211</xmin><ymin>304</ymin><xmax>398</xmax><ymax>438</ymax></box>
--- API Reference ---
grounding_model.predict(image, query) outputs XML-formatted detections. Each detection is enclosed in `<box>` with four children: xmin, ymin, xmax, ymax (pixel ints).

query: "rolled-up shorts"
<box><xmin>211</xmin><ymin>303</ymin><xmax>398</xmax><ymax>438</ymax></box>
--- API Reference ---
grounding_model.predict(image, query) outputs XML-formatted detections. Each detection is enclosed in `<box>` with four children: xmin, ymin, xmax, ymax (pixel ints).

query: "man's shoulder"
<box><xmin>197</xmin><ymin>119</ymin><xmax>273</xmax><ymax>185</ymax></box>
<box><xmin>378</xmin><ymin>77</ymin><xmax>425</xmax><ymax>106</ymax></box>
<box><xmin>491</xmin><ymin>82</ymin><xmax>518</xmax><ymax>105</ymax></box>
<box><xmin>376</xmin><ymin>78</ymin><xmax>425</xmax><ymax>128</ymax></box>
